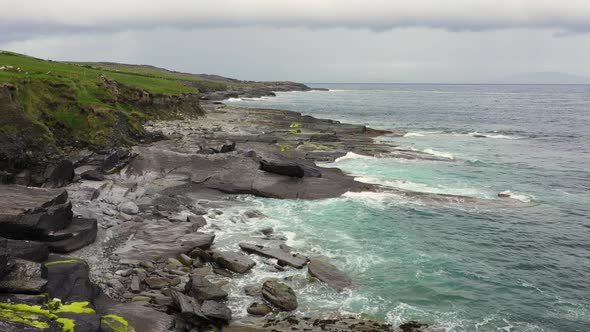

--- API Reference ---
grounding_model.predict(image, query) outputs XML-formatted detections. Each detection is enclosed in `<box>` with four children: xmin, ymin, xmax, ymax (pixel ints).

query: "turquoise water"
<box><xmin>225</xmin><ymin>84</ymin><xmax>590</xmax><ymax>331</ymax></box>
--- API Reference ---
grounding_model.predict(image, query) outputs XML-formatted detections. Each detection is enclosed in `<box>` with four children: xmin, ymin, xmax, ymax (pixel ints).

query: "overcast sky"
<box><xmin>2</xmin><ymin>0</ymin><xmax>590</xmax><ymax>82</ymax></box>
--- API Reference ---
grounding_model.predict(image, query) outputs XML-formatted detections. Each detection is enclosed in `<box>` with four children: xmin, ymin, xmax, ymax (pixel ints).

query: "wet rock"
<box><xmin>170</xmin><ymin>289</ymin><xmax>208</xmax><ymax>326</ymax></box>
<box><xmin>185</xmin><ymin>276</ymin><xmax>228</xmax><ymax>301</ymax></box>
<box><xmin>167</xmin><ymin>257</ymin><xmax>183</xmax><ymax>267</ymax></box>
<box><xmin>119</xmin><ymin>201</ymin><xmax>139</xmax><ymax>215</ymax></box>
<box><xmin>262</xmin><ymin>279</ymin><xmax>298</xmax><ymax>311</ymax></box>
<box><xmin>213</xmin><ymin>268</ymin><xmax>233</xmax><ymax>277</ymax></box>
<box><xmin>0</xmin><ymin>259</ymin><xmax>47</xmax><ymax>294</ymax></box>
<box><xmin>259</xmin><ymin>227</ymin><xmax>273</xmax><ymax>236</ymax></box>
<box><xmin>260</xmin><ymin>159</ymin><xmax>305</xmax><ymax>178</ymax></box>
<box><xmin>46</xmin><ymin>160</ymin><xmax>75</xmax><ymax>187</ymax></box>
<box><xmin>100</xmin><ymin>302</ymin><xmax>173</xmax><ymax>332</ymax></box>
<box><xmin>211</xmin><ymin>251</ymin><xmax>256</xmax><ymax>274</ymax></box>
<box><xmin>308</xmin><ymin>259</ymin><xmax>352</xmax><ymax>291</ymax></box>
<box><xmin>45</xmin><ymin>217</ymin><xmax>98</xmax><ymax>253</ymax></box>
<box><xmin>80</xmin><ymin>169</ymin><xmax>105</xmax><ymax>181</ymax></box>
<box><xmin>239</xmin><ymin>243</ymin><xmax>309</xmax><ymax>269</ymax></box>
<box><xmin>130</xmin><ymin>275</ymin><xmax>141</xmax><ymax>293</ymax></box>
<box><xmin>187</xmin><ymin>215</ymin><xmax>207</xmax><ymax>228</ymax></box>
<box><xmin>247</xmin><ymin>302</ymin><xmax>272</xmax><ymax>316</ymax></box>
<box><xmin>243</xmin><ymin>209</ymin><xmax>265</xmax><ymax>219</ymax></box>
<box><xmin>201</xmin><ymin>300</ymin><xmax>232</xmax><ymax>323</ymax></box>
<box><xmin>399</xmin><ymin>321</ymin><xmax>429</xmax><ymax>332</ymax></box>
<box><xmin>45</xmin><ymin>256</ymin><xmax>98</xmax><ymax>303</ymax></box>
<box><xmin>243</xmin><ymin>285</ymin><xmax>261</xmax><ymax>297</ymax></box>
<box><xmin>107</xmin><ymin>278</ymin><xmax>125</xmax><ymax>291</ymax></box>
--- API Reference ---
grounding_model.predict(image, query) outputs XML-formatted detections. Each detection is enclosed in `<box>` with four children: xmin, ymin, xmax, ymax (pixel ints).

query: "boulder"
<box><xmin>44</xmin><ymin>217</ymin><xmax>97</xmax><ymax>253</ymax></box>
<box><xmin>119</xmin><ymin>201</ymin><xmax>139</xmax><ymax>215</ymax></box>
<box><xmin>307</xmin><ymin>259</ymin><xmax>352</xmax><ymax>291</ymax></box>
<box><xmin>201</xmin><ymin>300</ymin><xmax>232</xmax><ymax>323</ymax></box>
<box><xmin>0</xmin><ymin>259</ymin><xmax>47</xmax><ymax>294</ymax></box>
<box><xmin>400</xmin><ymin>321</ymin><xmax>429</xmax><ymax>332</ymax></box>
<box><xmin>247</xmin><ymin>302</ymin><xmax>272</xmax><ymax>316</ymax></box>
<box><xmin>185</xmin><ymin>276</ymin><xmax>228</xmax><ymax>301</ymax></box>
<box><xmin>187</xmin><ymin>215</ymin><xmax>207</xmax><ymax>228</ymax></box>
<box><xmin>100</xmin><ymin>302</ymin><xmax>173</xmax><ymax>332</ymax></box>
<box><xmin>46</xmin><ymin>160</ymin><xmax>75</xmax><ymax>187</ymax></box>
<box><xmin>0</xmin><ymin>185</ymin><xmax>72</xmax><ymax>241</ymax></box>
<box><xmin>217</xmin><ymin>141</ymin><xmax>236</xmax><ymax>153</ymax></box>
<box><xmin>144</xmin><ymin>277</ymin><xmax>170</xmax><ymax>290</ymax></box>
<box><xmin>210</xmin><ymin>251</ymin><xmax>256</xmax><ymax>274</ymax></box>
<box><xmin>1</xmin><ymin>237</ymin><xmax>49</xmax><ymax>262</ymax></box>
<box><xmin>44</xmin><ymin>256</ymin><xmax>98</xmax><ymax>303</ymax></box>
<box><xmin>262</xmin><ymin>279</ymin><xmax>297</xmax><ymax>311</ymax></box>
<box><xmin>170</xmin><ymin>290</ymin><xmax>208</xmax><ymax>327</ymax></box>
<box><xmin>260</xmin><ymin>159</ymin><xmax>305</xmax><ymax>178</ymax></box>
<box><xmin>103</xmin><ymin>149</ymin><xmax>132</xmax><ymax>174</ymax></box>
<box><xmin>80</xmin><ymin>169</ymin><xmax>105</xmax><ymax>181</ymax></box>
<box><xmin>239</xmin><ymin>243</ymin><xmax>309</xmax><ymax>269</ymax></box>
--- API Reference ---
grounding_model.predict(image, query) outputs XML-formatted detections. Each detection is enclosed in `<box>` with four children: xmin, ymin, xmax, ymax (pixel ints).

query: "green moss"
<box><xmin>44</xmin><ymin>259</ymin><xmax>79</xmax><ymax>266</ymax></box>
<box><xmin>101</xmin><ymin>314</ymin><xmax>136</xmax><ymax>332</ymax></box>
<box><xmin>54</xmin><ymin>301</ymin><xmax>95</xmax><ymax>314</ymax></box>
<box><xmin>0</xmin><ymin>300</ymin><xmax>98</xmax><ymax>332</ymax></box>
<box><xmin>289</xmin><ymin>129</ymin><xmax>299</xmax><ymax>134</ymax></box>
<box><xmin>275</xmin><ymin>143</ymin><xmax>293</xmax><ymax>158</ymax></box>
<box><xmin>289</xmin><ymin>122</ymin><xmax>300</xmax><ymax>128</ymax></box>
<box><xmin>0</xmin><ymin>308</ymin><xmax>51</xmax><ymax>329</ymax></box>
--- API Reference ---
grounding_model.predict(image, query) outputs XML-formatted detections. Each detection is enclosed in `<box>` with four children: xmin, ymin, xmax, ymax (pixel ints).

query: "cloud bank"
<box><xmin>3</xmin><ymin>0</ymin><xmax>590</xmax><ymax>41</ymax></box>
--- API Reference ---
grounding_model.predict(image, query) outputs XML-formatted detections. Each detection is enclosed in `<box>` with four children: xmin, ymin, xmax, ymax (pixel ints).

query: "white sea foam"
<box><xmin>334</xmin><ymin>152</ymin><xmax>376</xmax><ymax>162</ymax></box>
<box><xmin>468</xmin><ymin>132</ymin><xmax>525</xmax><ymax>140</ymax></box>
<box><xmin>423</xmin><ymin>148</ymin><xmax>455</xmax><ymax>160</ymax></box>
<box><xmin>403</xmin><ymin>132</ymin><xmax>426</xmax><ymax>137</ymax></box>
<box><xmin>355</xmin><ymin>176</ymin><xmax>486</xmax><ymax>198</ymax></box>
<box><xmin>498</xmin><ymin>190</ymin><xmax>533</xmax><ymax>203</ymax></box>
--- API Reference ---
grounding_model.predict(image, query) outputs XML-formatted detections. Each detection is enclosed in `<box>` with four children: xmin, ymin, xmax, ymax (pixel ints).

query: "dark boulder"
<box><xmin>0</xmin><ymin>259</ymin><xmax>47</xmax><ymax>294</ymax></box>
<box><xmin>239</xmin><ymin>243</ymin><xmax>308</xmax><ymax>269</ymax></box>
<box><xmin>308</xmin><ymin>259</ymin><xmax>352</xmax><ymax>291</ymax></box>
<box><xmin>0</xmin><ymin>185</ymin><xmax>72</xmax><ymax>241</ymax></box>
<box><xmin>210</xmin><ymin>251</ymin><xmax>256</xmax><ymax>274</ymax></box>
<box><xmin>80</xmin><ymin>169</ymin><xmax>105</xmax><ymax>181</ymax></box>
<box><xmin>214</xmin><ymin>141</ymin><xmax>236</xmax><ymax>154</ymax></box>
<box><xmin>400</xmin><ymin>321</ymin><xmax>429</xmax><ymax>332</ymax></box>
<box><xmin>201</xmin><ymin>300</ymin><xmax>232</xmax><ymax>323</ymax></box>
<box><xmin>170</xmin><ymin>290</ymin><xmax>209</xmax><ymax>327</ymax></box>
<box><xmin>260</xmin><ymin>159</ymin><xmax>305</xmax><ymax>178</ymax></box>
<box><xmin>261</xmin><ymin>279</ymin><xmax>298</xmax><ymax>311</ymax></box>
<box><xmin>44</xmin><ymin>256</ymin><xmax>99</xmax><ymax>303</ymax></box>
<box><xmin>185</xmin><ymin>276</ymin><xmax>228</xmax><ymax>301</ymax></box>
<box><xmin>247</xmin><ymin>302</ymin><xmax>272</xmax><ymax>316</ymax></box>
<box><xmin>1</xmin><ymin>237</ymin><xmax>49</xmax><ymax>262</ymax></box>
<box><xmin>103</xmin><ymin>149</ymin><xmax>133</xmax><ymax>174</ymax></box>
<box><xmin>44</xmin><ymin>217</ymin><xmax>98</xmax><ymax>253</ymax></box>
<box><xmin>46</xmin><ymin>160</ymin><xmax>75</xmax><ymax>187</ymax></box>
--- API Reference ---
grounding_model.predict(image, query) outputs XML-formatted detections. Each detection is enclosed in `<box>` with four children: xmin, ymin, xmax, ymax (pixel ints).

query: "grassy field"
<box><xmin>0</xmin><ymin>51</ymin><xmax>212</xmax><ymax>170</ymax></box>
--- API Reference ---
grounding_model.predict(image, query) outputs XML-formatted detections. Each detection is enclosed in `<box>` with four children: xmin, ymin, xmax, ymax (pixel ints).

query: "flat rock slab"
<box><xmin>0</xmin><ymin>259</ymin><xmax>47</xmax><ymax>294</ymax></box>
<box><xmin>308</xmin><ymin>259</ymin><xmax>352</xmax><ymax>291</ymax></box>
<box><xmin>210</xmin><ymin>250</ymin><xmax>256</xmax><ymax>274</ymax></box>
<box><xmin>1</xmin><ymin>237</ymin><xmax>49</xmax><ymax>262</ymax></box>
<box><xmin>239</xmin><ymin>243</ymin><xmax>309</xmax><ymax>269</ymax></box>
<box><xmin>114</xmin><ymin>221</ymin><xmax>215</xmax><ymax>261</ymax></box>
<box><xmin>45</xmin><ymin>217</ymin><xmax>98</xmax><ymax>253</ymax></box>
<box><xmin>185</xmin><ymin>276</ymin><xmax>228</xmax><ymax>301</ymax></box>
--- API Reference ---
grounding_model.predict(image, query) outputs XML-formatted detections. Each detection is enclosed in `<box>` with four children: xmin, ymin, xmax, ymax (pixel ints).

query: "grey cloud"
<box><xmin>2</xmin><ymin>0</ymin><xmax>590</xmax><ymax>42</ymax></box>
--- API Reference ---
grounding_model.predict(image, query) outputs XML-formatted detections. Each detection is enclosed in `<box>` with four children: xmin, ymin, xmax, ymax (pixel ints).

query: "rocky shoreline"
<box><xmin>0</xmin><ymin>89</ymin><xmax>435</xmax><ymax>331</ymax></box>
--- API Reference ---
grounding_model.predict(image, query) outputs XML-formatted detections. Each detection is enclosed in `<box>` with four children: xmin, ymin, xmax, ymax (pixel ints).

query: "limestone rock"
<box><xmin>262</xmin><ymin>279</ymin><xmax>297</xmax><ymax>311</ymax></box>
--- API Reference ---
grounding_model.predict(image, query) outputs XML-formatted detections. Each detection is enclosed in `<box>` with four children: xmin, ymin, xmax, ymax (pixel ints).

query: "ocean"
<box><xmin>224</xmin><ymin>84</ymin><xmax>590</xmax><ymax>331</ymax></box>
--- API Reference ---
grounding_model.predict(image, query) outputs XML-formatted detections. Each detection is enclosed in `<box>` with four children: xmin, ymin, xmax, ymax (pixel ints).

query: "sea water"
<box><xmin>224</xmin><ymin>84</ymin><xmax>590</xmax><ymax>331</ymax></box>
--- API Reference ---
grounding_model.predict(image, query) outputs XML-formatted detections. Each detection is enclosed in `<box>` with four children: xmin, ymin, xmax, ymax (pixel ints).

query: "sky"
<box><xmin>1</xmin><ymin>0</ymin><xmax>590</xmax><ymax>83</ymax></box>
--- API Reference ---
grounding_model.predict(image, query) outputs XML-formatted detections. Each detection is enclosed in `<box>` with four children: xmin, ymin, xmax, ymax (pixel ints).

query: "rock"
<box><xmin>57</xmin><ymin>311</ymin><xmax>101</xmax><ymax>332</ymax></box>
<box><xmin>213</xmin><ymin>268</ymin><xmax>233</xmax><ymax>277</ymax></box>
<box><xmin>100</xmin><ymin>302</ymin><xmax>173</xmax><ymax>332</ymax></box>
<box><xmin>247</xmin><ymin>302</ymin><xmax>272</xmax><ymax>316</ymax></box>
<box><xmin>239</xmin><ymin>243</ymin><xmax>309</xmax><ymax>269</ymax></box>
<box><xmin>145</xmin><ymin>277</ymin><xmax>170</xmax><ymax>290</ymax></box>
<box><xmin>243</xmin><ymin>285</ymin><xmax>261</xmax><ymax>297</ymax></box>
<box><xmin>308</xmin><ymin>259</ymin><xmax>352</xmax><ymax>291</ymax></box>
<box><xmin>400</xmin><ymin>321</ymin><xmax>429</xmax><ymax>332</ymax></box>
<box><xmin>132</xmin><ymin>295</ymin><xmax>152</xmax><ymax>302</ymax></box>
<box><xmin>259</xmin><ymin>227</ymin><xmax>273</xmax><ymax>236</ymax></box>
<box><xmin>44</xmin><ymin>256</ymin><xmax>98</xmax><ymax>303</ymax></box>
<box><xmin>0</xmin><ymin>185</ymin><xmax>72</xmax><ymax>241</ymax></box>
<box><xmin>103</xmin><ymin>149</ymin><xmax>132</xmax><ymax>173</ymax></box>
<box><xmin>201</xmin><ymin>300</ymin><xmax>232</xmax><ymax>323</ymax></box>
<box><xmin>44</xmin><ymin>217</ymin><xmax>98</xmax><ymax>253</ymax></box>
<box><xmin>169</xmin><ymin>290</ymin><xmax>208</xmax><ymax>326</ymax></box>
<box><xmin>167</xmin><ymin>257</ymin><xmax>184</xmax><ymax>267</ymax></box>
<box><xmin>185</xmin><ymin>276</ymin><xmax>228</xmax><ymax>301</ymax></box>
<box><xmin>187</xmin><ymin>215</ymin><xmax>207</xmax><ymax>228</ymax></box>
<box><xmin>139</xmin><ymin>261</ymin><xmax>154</xmax><ymax>269</ymax></box>
<box><xmin>262</xmin><ymin>279</ymin><xmax>298</xmax><ymax>311</ymax></box>
<box><xmin>210</xmin><ymin>251</ymin><xmax>256</xmax><ymax>274</ymax></box>
<box><xmin>119</xmin><ymin>201</ymin><xmax>139</xmax><ymax>215</ymax></box>
<box><xmin>80</xmin><ymin>169</ymin><xmax>105</xmax><ymax>181</ymax></box>
<box><xmin>1</xmin><ymin>237</ymin><xmax>49</xmax><ymax>262</ymax></box>
<box><xmin>113</xmin><ymin>221</ymin><xmax>215</xmax><ymax>261</ymax></box>
<box><xmin>0</xmin><ymin>259</ymin><xmax>47</xmax><ymax>294</ymax></box>
<box><xmin>189</xmin><ymin>248</ymin><xmax>213</xmax><ymax>262</ymax></box>
<box><xmin>107</xmin><ymin>278</ymin><xmax>125</xmax><ymax>291</ymax></box>
<box><xmin>243</xmin><ymin>210</ymin><xmax>265</xmax><ymax>219</ymax></box>
<box><xmin>46</xmin><ymin>160</ymin><xmax>75</xmax><ymax>187</ymax></box>
<box><xmin>214</xmin><ymin>141</ymin><xmax>236</xmax><ymax>153</ymax></box>
<box><xmin>259</xmin><ymin>159</ymin><xmax>305</xmax><ymax>178</ymax></box>
<box><xmin>178</xmin><ymin>254</ymin><xmax>193</xmax><ymax>266</ymax></box>
<box><xmin>130</xmin><ymin>275</ymin><xmax>141</xmax><ymax>293</ymax></box>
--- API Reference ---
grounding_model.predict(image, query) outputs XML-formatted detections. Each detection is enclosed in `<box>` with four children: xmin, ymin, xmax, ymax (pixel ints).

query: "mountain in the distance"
<box><xmin>491</xmin><ymin>71</ymin><xmax>590</xmax><ymax>84</ymax></box>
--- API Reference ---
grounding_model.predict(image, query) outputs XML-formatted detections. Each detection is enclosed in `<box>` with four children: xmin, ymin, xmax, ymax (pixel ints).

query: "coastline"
<box><xmin>1</xmin><ymin>83</ymin><xmax>427</xmax><ymax>331</ymax></box>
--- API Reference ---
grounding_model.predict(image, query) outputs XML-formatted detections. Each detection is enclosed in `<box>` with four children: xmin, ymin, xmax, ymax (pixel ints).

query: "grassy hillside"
<box><xmin>0</xmin><ymin>51</ymin><xmax>207</xmax><ymax>176</ymax></box>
